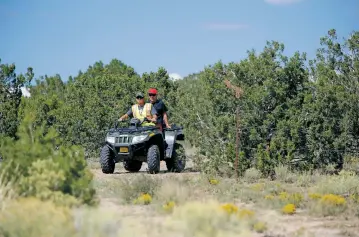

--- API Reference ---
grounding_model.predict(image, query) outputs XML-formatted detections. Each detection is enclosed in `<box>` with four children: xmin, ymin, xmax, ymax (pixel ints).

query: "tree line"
<box><xmin>0</xmin><ymin>29</ymin><xmax>358</xmax><ymax>205</ymax></box>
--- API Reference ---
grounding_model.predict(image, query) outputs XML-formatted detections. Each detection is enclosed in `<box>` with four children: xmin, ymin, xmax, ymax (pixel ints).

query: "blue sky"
<box><xmin>1</xmin><ymin>0</ymin><xmax>358</xmax><ymax>82</ymax></box>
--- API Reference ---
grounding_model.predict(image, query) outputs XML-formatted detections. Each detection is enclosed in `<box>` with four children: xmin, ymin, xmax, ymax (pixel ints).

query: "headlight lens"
<box><xmin>106</xmin><ymin>136</ymin><xmax>115</xmax><ymax>144</ymax></box>
<box><xmin>132</xmin><ymin>135</ymin><xmax>147</xmax><ymax>144</ymax></box>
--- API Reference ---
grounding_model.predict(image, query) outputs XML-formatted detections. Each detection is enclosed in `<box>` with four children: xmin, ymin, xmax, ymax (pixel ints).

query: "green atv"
<box><xmin>99</xmin><ymin>117</ymin><xmax>187</xmax><ymax>174</ymax></box>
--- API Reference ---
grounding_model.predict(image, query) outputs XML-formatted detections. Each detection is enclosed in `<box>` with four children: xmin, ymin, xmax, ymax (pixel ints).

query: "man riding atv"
<box><xmin>118</xmin><ymin>92</ymin><xmax>158</xmax><ymax>126</ymax></box>
<box><xmin>147</xmin><ymin>87</ymin><xmax>171</xmax><ymax>143</ymax></box>
<box><xmin>147</xmin><ymin>88</ymin><xmax>171</xmax><ymax>130</ymax></box>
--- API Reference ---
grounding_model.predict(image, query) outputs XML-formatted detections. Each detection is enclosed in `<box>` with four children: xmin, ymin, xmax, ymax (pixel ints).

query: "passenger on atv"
<box><xmin>118</xmin><ymin>92</ymin><xmax>158</xmax><ymax>126</ymax></box>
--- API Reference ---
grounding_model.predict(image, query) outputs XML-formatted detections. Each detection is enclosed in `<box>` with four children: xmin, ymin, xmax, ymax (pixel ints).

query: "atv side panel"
<box><xmin>164</xmin><ymin>129</ymin><xmax>178</xmax><ymax>159</ymax></box>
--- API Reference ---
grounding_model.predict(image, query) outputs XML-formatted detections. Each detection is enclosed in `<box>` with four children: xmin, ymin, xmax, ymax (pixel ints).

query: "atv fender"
<box><xmin>164</xmin><ymin>130</ymin><xmax>178</xmax><ymax>159</ymax></box>
<box><xmin>104</xmin><ymin>142</ymin><xmax>123</xmax><ymax>163</ymax></box>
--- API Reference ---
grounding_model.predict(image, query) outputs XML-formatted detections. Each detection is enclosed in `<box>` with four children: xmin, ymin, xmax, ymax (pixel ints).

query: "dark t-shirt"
<box><xmin>149</xmin><ymin>99</ymin><xmax>168</xmax><ymax>125</ymax></box>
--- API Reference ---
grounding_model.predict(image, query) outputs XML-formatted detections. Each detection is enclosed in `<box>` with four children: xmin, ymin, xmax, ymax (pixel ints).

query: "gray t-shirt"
<box><xmin>126</xmin><ymin>104</ymin><xmax>157</xmax><ymax>117</ymax></box>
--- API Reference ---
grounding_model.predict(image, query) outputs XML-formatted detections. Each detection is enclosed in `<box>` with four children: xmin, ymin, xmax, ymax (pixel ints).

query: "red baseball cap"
<box><xmin>148</xmin><ymin>88</ymin><xmax>158</xmax><ymax>94</ymax></box>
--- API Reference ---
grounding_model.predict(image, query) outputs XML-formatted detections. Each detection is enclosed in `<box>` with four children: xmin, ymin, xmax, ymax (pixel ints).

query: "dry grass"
<box><xmin>0</xmin><ymin>197</ymin><xmax>76</xmax><ymax>237</ymax></box>
<box><xmin>0</xmin><ymin>163</ymin><xmax>18</xmax><ymax>212</ymax></box>
<box><xmin>1</xmin><ymin>159</ymin><xmax>359</xmax><ymax>237</ymax></box>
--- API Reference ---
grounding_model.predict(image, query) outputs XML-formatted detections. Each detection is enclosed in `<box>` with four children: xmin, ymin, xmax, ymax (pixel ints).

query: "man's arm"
<box><xmin>149</xmin><ymin>106</ymin><xmax>158</xmax><ymax>123</ymax></box>
<box><xmin>162</xmin><ymin>102</ymin><xmax>171</xmax><ymax>128</ymax></box>
<box><xmin>119</xmin><ymin>108</ymin><xmax>132</xmax><ymax>121</ymax></box>
<box><xmin>163</xmin><ymin>112</ymin><xmax>171</xmax><ymax>128</ymax></box>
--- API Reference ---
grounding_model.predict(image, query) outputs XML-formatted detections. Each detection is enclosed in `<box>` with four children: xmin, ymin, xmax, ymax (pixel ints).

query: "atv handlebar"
<box><xmin>115</xmin><ymin>119</ymin><xmax>127</xmax><ymax>128</ymax></box>
<box><xmin>115</xmin><ymin>117</ymin><xmax>152</xmax><ymax>128</ymax></box>
<box><xmin>137</xmin><ymin>117</ymin><xmax>156</xmax><ymax>124</ymax></box>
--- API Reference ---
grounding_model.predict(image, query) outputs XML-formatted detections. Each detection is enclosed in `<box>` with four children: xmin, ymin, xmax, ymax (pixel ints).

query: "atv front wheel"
<box><xmin>147</xmin><ymin>144</ymin><xmax>160</xmax><ymax>174</ymax></box>
<box><xmin>166</xmin><ymin>143</ymin><xmax>186</xmax><ymax>172</ymax></box>
<box><xmin>124</xmin><ymin>160</ymin><xmax>142</xmax><ymax>172</ymax></box>
<box><xmin>100</xmin><ymin>145</ymin><xmax>115</xmax><ymax>174</ymax></box>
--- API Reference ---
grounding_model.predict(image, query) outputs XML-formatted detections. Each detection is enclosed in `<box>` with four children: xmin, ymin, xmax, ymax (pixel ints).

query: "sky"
<box><xmin>1</xmin><ymin>0</ymin><xmax>358</xmax><ymax>82</ymax></box>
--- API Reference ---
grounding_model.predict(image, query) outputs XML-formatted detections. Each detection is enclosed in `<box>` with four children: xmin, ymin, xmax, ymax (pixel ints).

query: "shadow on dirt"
<box><xmin>112</xmin><ymin>167</ymin><xmax>199</xmax><ymax>175</ymax></box>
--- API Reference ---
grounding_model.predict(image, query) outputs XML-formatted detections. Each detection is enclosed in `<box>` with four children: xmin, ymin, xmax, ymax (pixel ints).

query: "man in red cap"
<box><xmin>147</xmin><ymin>87</ymin><xmax>171</xmax><ymax>132</ymax></box>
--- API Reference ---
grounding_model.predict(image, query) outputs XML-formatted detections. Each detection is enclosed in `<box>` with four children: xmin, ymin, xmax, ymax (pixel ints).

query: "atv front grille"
<box><xmin>116</xmin><ymin>135</ymin><xmax>132</xmax><ymax>144</ymax></box>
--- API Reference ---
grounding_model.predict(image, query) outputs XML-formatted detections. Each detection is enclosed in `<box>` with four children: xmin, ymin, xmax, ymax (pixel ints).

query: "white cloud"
<box><xmin>169</xmin><ymin>73</ymin><xmax>183</xmax><ymax>81</ymax></box>
<box><xmin>21</xmin><ymin>87</ymin><xmax>31</xmax><ymax>97</ymax></box>
<box><xmin>205</xmin><ymin>23</ymin><xmax>249</xmax><ymax>31</ymax></box>
<box><xmin>264</xmin><ymin>0</ymin><xmax>303</xmax><ymax>5</ymax></box>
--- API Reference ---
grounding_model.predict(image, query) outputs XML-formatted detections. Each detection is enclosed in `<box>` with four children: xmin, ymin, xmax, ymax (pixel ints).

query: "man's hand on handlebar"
<box><xmin>143</xmin><ymin>117</ymin><xmax>156</xmax><ymax>123</ymax></box>
<box><xmin>118</xmin><ymin>114</ymin><xmax>129</xmax><ymax>122</ymax></box>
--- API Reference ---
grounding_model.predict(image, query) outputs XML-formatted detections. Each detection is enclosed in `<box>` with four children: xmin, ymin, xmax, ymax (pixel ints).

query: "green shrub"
<box><xmin>0</xmin><ymin>113</ymin><xmax>97</xmax><ymax>207</ymax></box>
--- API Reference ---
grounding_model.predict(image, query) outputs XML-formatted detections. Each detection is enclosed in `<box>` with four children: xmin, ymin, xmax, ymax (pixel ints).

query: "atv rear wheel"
<box><xmin>100</xmin><ymin>145</ymin><xmax>115</xmax><ymax>174</ymax></box>
<box><xmin>166</xmin><ymin>143</ymin><xmax>186</xmax><ymax>172</ymax></box>
<box><xmin>124</xmin><ymin>160</ymin><xmax>142</xmax><ymax>172</ymax></box>
<box><xmin>147</xmin><ymin>144</ymin><xmax>160</xmax><ymax>174</ymax></box>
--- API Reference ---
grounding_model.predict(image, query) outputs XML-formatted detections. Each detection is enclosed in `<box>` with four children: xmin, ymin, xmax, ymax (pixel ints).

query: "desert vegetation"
<box><xmin>0</xmin><ymin>29</ymin><xmax>359</xmax><ymax>236</ymax></box>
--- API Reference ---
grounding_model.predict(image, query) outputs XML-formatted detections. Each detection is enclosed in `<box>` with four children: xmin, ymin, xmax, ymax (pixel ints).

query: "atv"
<box><xmin>99</xmin><ymin>117</ymin><xmax>186</xmax><ymax>174</ymax></box>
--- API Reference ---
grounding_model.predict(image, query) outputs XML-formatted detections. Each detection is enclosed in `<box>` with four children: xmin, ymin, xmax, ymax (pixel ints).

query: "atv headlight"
<box><xmin>132</xmin><ymin>135</ymin><xmax>147</xmax><ymax>144</ymax></box>
<box><xmin>106</xmin><ymin>136</ymin><xmax>115</xmax><ymax>144</ymax></box>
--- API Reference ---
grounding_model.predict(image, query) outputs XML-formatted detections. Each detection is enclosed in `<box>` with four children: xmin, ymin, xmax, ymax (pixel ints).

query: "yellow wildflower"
<box><xmin>133</xmin><ymin>193</ymin><xmax>152</xmax><ymax>205</ymax></box>
<box><xmin>350</xmin><ymin>194</ymin><xmax>359</xmax><ymax>203</ymax></box>
<box><xmin>308</xmin><ymin>193</ymin><xmax>322</xmax><ymax>200</ymax></box>
<box><xmin>320</xmin><ymin>194</ymin><xmax>346</xmax><ymax>206</ymax></box>
<box><xmin>209</xmin><ymin>179</ymin><xmax>219</xmax><ymax>185</ymax></box>
<box><xmin>220</xmin><ymin>203</ymin><xmax>238</xmax><ymax>215</ymax></box>
<box><xmin>278</xmin><ymin>192</ymin><xmax>289</xmax><ymax>201</ymax></box>
<box><xmin>163</xmin><ymin>201</ymin><xmax>175</xmax><ymax>212</ymax></box>
<box><xmin>264</xmin><ymin>194</ymin><xmax>275</xmax><ymax>200</ymax></box>
<box><xmin>237</xmin><ymin>209</ymin><xmax>255</xmax><ymax>219</ymax></box>
<box><xmin>282</xmin><ymin>203</ymin><xmax>296</xmax><ymax>215</ymax></box>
